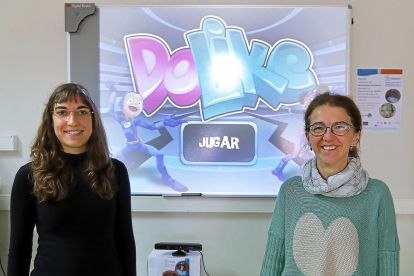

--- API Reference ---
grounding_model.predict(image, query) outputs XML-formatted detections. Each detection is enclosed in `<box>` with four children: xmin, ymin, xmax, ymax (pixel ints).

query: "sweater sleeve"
<box><xmin>7</xmin><ymin>164</ymin><xmax>36</xmax><ymax>276</ymax></box>
<box><xmin>260</xmin><ymin>231</ymin><xmax>285</xmax><ymax>276</ymax></box>
<box><xmin>378</xmin><ymin>184</ymin><xmax>400</xmax><ymax>276</ymax></box>
<box><xmin>260</xmin><ymin>181</ymin><xmax>287</xmax><ymax>276</ymax></box>
<box><xmin>113</xmin><ymin>160</ymin><xmax>137</xmax><ymax>276</ymax></box>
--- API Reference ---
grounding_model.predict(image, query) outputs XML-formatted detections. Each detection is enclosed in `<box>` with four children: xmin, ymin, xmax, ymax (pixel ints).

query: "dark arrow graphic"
<box><xmin>244</xmin><ymin>111</ymin><xmax>307</xmax><ymax>167</ymax></box>
<box><xmin>125</xmin><ymin>109</ymin><xmax>200</xmax><ymax>171</ymax></box>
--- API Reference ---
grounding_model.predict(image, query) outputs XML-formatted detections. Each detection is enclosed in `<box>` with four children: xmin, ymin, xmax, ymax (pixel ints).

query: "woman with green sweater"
<box><xmin>261</xmin><ymin>92</ymin><xmax>399</xmax><ymax>276</ymax></box>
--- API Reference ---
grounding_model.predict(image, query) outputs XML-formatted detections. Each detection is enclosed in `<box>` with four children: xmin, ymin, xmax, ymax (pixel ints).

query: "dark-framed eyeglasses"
<box><xmin>52</xmin><ymin>108</ymin><xmax>94</xmax><ymax>121</ymax></box>
<box><xmin>306</xmin><ymin>122</ymin><xmax>355</xmax><ymax>137</ymax></box>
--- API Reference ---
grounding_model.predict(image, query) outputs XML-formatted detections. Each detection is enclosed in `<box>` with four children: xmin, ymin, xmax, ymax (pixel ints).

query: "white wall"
<box><xmin>1</xmin><ymin>0</ymin><xmax>413</xmax><ymax>275</ymax></box>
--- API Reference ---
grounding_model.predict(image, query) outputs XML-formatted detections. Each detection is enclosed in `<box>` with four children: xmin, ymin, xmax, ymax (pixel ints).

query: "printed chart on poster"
<box><xmin>98</xmin><ymin>5</ymin><xmax>352</xmax><ymax>196</ymax></box>
<box><xmin>356</xmin><ymin>68</ymin><xmax>403</xmax><ymax>132</ymax></box>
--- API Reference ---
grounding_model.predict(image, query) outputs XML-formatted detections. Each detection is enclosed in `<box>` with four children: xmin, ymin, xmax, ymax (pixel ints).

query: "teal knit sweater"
<box><xmin>261</xmin><ymin>176</ymin><xmax>399</xmax><ymax>276</ymax></box>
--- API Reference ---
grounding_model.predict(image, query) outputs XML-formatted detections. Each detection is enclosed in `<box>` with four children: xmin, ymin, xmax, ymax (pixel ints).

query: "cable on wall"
<box><xmin>198</xmin><ymin>251</ymin><xmax>210</xmax><ymax>276</ymax></box>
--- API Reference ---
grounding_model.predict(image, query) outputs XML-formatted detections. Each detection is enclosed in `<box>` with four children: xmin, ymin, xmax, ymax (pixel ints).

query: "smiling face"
<box><xmin>306</xmin><ymin>105</ymin><xmax>360</xmax><ymax>179</ymax></box>
<box><xmin>52</xmin><ymin>95</ymin><xmax>93</xmax><ymax>154</ymax></box>
<box><xmin>122</xmin><ymin>93</ymin><xmax>143</xmax><ymax>118</ymax></box>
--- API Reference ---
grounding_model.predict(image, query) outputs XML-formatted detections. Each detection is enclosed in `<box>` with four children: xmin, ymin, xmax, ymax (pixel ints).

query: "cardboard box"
<box><xmin>148</xmin><ymin>250</ymin><xmax>201</xmax><ymax>276</ymax></box>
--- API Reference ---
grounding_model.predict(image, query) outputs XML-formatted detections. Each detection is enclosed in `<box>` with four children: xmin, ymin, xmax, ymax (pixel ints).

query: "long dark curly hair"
<box><xmin>31</xmin><ymin>83</ymin><xmax>115</xmax><ymax>201</ymax></box>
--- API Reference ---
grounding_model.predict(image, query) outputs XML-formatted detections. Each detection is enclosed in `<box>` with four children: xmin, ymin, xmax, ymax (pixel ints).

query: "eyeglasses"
<box><xmin>307</xmin><ymin>122</ymin><xmax>355</xmax><ymax>137</ymax></box>
<box><xmin>52</xmin><ymin>108</ymin><xmax>94</xmax><ymax>120</ymax></box>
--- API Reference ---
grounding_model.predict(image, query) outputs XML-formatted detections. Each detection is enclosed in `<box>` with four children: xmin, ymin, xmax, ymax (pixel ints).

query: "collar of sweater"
<box><xmin>63</xmin><ymin>152</ymin><xmax>87</xmax><ymax>165</ymax></box>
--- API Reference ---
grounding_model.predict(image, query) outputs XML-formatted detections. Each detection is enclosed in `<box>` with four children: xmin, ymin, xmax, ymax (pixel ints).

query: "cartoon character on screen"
<box><xmin>272</xmin><ymin>84</ymin><xmax>330</xmax><ymax>182</ymax></box>
<box><xmin>106</xmin><ymin>81</ymin><xmax>188</xmax><ymax>192</ymax></box>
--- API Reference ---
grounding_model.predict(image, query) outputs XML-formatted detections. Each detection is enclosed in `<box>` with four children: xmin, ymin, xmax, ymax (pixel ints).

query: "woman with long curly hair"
<box><xmin>8</xmin><ymin>83</ymin><xmax>136</xmax><ymax>276</ymax></box>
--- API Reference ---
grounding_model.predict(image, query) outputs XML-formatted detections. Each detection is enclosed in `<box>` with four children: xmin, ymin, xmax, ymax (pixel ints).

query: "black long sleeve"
<box><xmin>8</xmin><ymin>154</ymin><xmax>136</xmax><ymax>276</ymax></box>
<box><xmin>113</xmin><ymin>158</ymin><xmax>137</xmax><ymax>276</ymax></box>
<box><xmin>8</xmin><ymin>163</ymin><xmax>36</xmax><ymax>276</ymax></box>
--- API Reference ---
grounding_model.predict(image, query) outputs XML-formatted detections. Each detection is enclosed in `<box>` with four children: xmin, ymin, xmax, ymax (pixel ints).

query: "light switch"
<box><xmin>0</xmin><ymin>135</ymin><xmax>18</xmax><ymax>151</ymax></box>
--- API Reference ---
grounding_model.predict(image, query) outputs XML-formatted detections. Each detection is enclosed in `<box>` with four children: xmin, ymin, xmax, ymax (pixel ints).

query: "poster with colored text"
<box><xmin>356</xmin><ymin>68</ymin><xmax>403</xmax><ymax>132</ymax></box>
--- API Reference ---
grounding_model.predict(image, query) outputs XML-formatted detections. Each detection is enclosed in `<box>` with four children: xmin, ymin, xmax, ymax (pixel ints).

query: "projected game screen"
<box><xmin>98</xmin><ymin>6</ymin><xmax>350</xmax><ymax>196</ymax></box>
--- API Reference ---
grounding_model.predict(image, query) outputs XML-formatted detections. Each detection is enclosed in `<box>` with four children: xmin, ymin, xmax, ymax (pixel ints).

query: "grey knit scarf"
<box><xmin>302</xmin><ymin>157</ymin><xmax>369</xmax><ymax>197</ymax></box>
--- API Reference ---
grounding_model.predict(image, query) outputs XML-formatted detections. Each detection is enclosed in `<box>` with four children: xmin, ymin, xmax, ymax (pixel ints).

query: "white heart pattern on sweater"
<box><xmin>293</xmin><ymin>213</ymin><xmax>359</xmax><ymax>276</ymax></box>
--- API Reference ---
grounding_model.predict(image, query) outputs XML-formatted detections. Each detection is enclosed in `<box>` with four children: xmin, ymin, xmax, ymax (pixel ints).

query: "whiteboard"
<box><xmin>68</xmin><ymin>5</ymin><xmax>352</xmax><ymax>197</ymax></box>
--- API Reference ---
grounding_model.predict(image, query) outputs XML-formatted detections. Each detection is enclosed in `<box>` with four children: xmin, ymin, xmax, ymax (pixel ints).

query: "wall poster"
<box><xmin>356</xmin><ymin>68</ymin><xmax>403</xmax><ymax>132</ymax></box>
<box><xmin>98</xmin><ymin>5</ymin><xmax>352</xmax><ymax>196</ymax></box>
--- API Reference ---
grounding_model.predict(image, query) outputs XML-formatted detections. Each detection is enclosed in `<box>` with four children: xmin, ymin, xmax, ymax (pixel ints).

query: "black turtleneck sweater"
<box><xmin>7</xmin><ymin>153</ymin><xmax>136</xmax><ymax>276</ymax></box>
